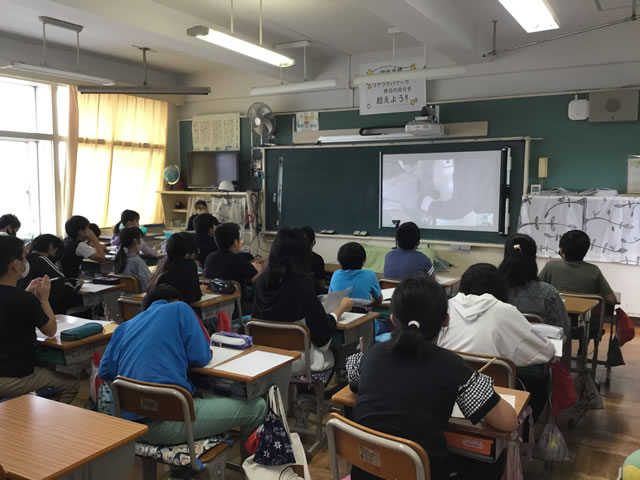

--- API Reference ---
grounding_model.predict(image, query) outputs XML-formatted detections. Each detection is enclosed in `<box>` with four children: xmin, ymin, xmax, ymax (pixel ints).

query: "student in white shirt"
<box><xmin>438</xmin><ymin>263</ymin><xmax>555</xmax><ymax>367</ymax></box>
<box><xmin>61</xmin><ymin>216</ymin><xmax>106</xmax><ymax>278</ymax></box>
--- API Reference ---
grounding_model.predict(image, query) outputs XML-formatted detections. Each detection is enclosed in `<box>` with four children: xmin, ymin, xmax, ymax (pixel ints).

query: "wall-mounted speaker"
<box><xmin>589</xmin><ymin>89</ymin><xmax>639</xmax><ymax>122</ymax></box>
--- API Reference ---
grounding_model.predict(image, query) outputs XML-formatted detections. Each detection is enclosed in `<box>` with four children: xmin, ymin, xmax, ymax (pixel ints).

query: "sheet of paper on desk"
<box><xmin>36</xmin><ymin>317</ymin><xmax>111</xmax><ymax>341</ymax></box>
<box><xmin>213</xmin><ymin>351</ymin><xmax>293</xmax><ymax>377</ymax></box>
<box><xmin>381</xmin><ymin>288</ymin><xmax>395</xmax><ymax>301</ymax></box>
<box><xmin>549</xmin><ymin>338</ymin><xmax>563</xmax><ymax>357</ymax></box>
<box><xmin>200</xmin><ymin>293</ymin><xmax>221</xmax><ymax>301</ymax></box>
<box><xmin>337</xmin><ymin>312</ymin><xmax>366</xmax><ymax>325</ymax></box>
<box><xmin>206</xmin><ymin>347</ymin><xmax>242</xmax><ymax>368</ymax></box>
<box><xmin>451</xmin><ymin>393</ymin><xmax>516</xmax><ymax>419</ymax></box>
<box><xmin>435</xmin><ymin>275</ymin><xmax>457</xmax><ymax>285</ymax></box>
<box><xmin>80</xmin><ymin>283</ymin><xmax>116</xmax><ymax>293</ymax></box>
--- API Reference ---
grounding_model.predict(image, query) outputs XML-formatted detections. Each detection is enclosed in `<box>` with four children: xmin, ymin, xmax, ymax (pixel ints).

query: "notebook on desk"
<box><xmin>337</xmin><ymin>311</ymin><xmax>366</xmax><ymax>325</ymax></box>
<box><xmin>212</xmin><ymin>350</ymin><xmax>293</xmax><ymax>377</ymax></box>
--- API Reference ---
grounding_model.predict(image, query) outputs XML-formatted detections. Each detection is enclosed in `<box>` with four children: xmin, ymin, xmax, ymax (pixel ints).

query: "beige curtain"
<box><xmin>56</xmin><ymin>85</ymin><xmax>79</xmax><ymax>236</ymax></box>
<box><xmin>71</xmin><ymin>93</ymin><xmax>168</xmax><ymax>228</ymax></box>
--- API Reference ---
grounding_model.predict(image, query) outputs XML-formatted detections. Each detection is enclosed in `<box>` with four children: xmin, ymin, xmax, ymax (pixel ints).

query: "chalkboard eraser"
<box><xmin>353</xmin><ymin>230</ymin><xmax>361</xmax><ymax>236</ymax></box>
<box><xmin>321</xmin><ymin>229</ymin><xmax>336</xmax><ymax>234</ymax></box>
<box><xmin>359</xmin><ymin>231</ymin><xmax>368</xmax><ymax>236</ymax></box>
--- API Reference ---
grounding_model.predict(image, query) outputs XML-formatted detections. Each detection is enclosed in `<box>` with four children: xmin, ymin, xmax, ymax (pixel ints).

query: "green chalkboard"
<box><xmin>264</xmin><ymin>140</ymin><xmax>525</xmax><ymax>243</ymax></box>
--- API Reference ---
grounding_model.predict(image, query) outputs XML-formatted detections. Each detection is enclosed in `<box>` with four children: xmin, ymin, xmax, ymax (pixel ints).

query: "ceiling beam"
<box><xmin>359</xmin><ymin>0</ymin><xmax>477</xmax><ymax>64</ymax></box>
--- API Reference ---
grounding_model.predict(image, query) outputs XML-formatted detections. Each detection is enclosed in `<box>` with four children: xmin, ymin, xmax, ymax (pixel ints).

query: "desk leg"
<box><xmin>103</xmin><ymin>291</ymin><xmax>122</xmax><ymax>323</ymax></box>
<box><xmin>581</xmin><ymin>312</ymin><xmax>591</xmax><ymax>374</ymax></box>
<box><xmin>59</xmin><ymin>440</ymin><xmax>136</xmax><ymax>480</ymax></box>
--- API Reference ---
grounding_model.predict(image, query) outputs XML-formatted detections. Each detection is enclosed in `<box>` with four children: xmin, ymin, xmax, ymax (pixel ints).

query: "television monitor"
<box><xmin>187</xmin><ymin>151</ymin><xmax>239</xmax><ymax>190</ymax></box>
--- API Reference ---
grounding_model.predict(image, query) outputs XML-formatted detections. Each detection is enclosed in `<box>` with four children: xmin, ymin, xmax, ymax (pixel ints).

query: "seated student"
<box><xmin>194</xmin><ymin>213</ymin><xmax>220</xmax><ymax>266</ymax></box>
<box><xmin>99</xmin><ymin>285</ymin><xmax>266</xmax><ymax>446</ymax></box>
<box><xmin>61</xmin><ymin>215</ymin><xmax>107</xmax><ymax>278</ymax></box>
<box><xmin>383</xmin><ymin>221</ymin><xmax>434</xmax><ymax>279</ymax></box>
<box><xmin>187</xmin><ymin>200</ymin><xmax>208</xmax><ymax>231</ymax></box>
<box><xmin>111</xmin><ymin>209</ymin><xmax>157</xmax><ymax>257</ymax></box>
<box><xmin>539</xmin><ymin>229</ymin><xmax>617</xmax><ymax>341</ymax></box>
<box><xmin>204</xmin><ymin>223</ymin><xmax>261</xmax><ymax>302</ymax></box>
<box><xmin>330</xmin><ymin>242</ymin><xmax>382</xmax><ymax>305</ymax></box>
<box><xmin>499</xmin><ymin>233</ymin><xmax>569</xmax><ymax>336</ymax></box>
<box><xmin>113</xmin><ymin>228</ymin><xmax>152</xmax><ymax>292</ymax></box>
<box><xmin>0</xmin><ymin>214</ymin><xmax>20</xmax><ymax>236</ymax></box>
<box><xmin>88</xmin><ymin>223</ymin><xmax>102</xmax><ymax>239</ymax></box>
<box><xmin>438</xmin><ymin>263</ymin><xmax>555</xmax><ymax>366</ymax></box>
<box><xmin>253</xmin><ymin>228</ymin><xmax>353</xmax><ymax>375</ymax></box>
<box><xmin>0</xmin><ymin>236</ymin><xmax>79</xmax><ymax>403</ymax></box>
<box><xmin>148</xmin><ymin>232</ymin><xmax>202</xmax><ymax>304</ymax></box>
<box><xmin>19</xmin><ymin>234</ymin><xmax>83</xmax><ymax>314</ymax></box>
<box><xmin>301</xmin><ymin>226</ymin><xmax>326</xmax><ymax>295</ymax></box>
<box><xmin>347</xmin><ymin>275</ymin><xmax>517</xmax><ymax>479</ymax></box>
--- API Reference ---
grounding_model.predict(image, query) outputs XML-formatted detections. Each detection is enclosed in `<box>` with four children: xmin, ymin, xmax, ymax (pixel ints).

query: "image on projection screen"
<box><xmin>380</xmin><ymin>150</ymin><xmax>503</xmax><ymax>232</ymax></box>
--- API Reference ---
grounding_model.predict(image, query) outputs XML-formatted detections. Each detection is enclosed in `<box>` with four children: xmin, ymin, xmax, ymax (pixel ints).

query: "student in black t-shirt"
<box><xmin>19</xmin><ymin>234</ymin><xmax>83</xmax><ymax>314</ymax></box>
<box><xmin>147</xmin><ymin>232</ymin><xmax>203</xmax><ymax>304</ymax></box>
<box><xmin>204</xmin><ymin>223</ymin><xmax>261</xmax><ymax>312</ymax></box>
<box><xmin>347</xmin><ymin>275</ymin><xmax>518</xmax><ymax>479</ymax></box>
<box><xmin>0</xmin><ymin>235</ymin><xmax>79</xmax><ymax>403</ymax></box>
<box><xmin>194</xmin><ymin>213</ymin><xmax>220</xmax><ymax>266</ymax></box>
<box><xmin>187</xmin><ymin>200</ymin><xmax>209</xmax><ymax>231</ymax></box>
<box><xmin>301</xmin><ymin>226</ymin><xmax>326</xmax><ymax>294</ymax></box>
<box><xmin>61</xmin><ymin>215</ymin><xmax>106</xmax><ymax>278</ymax></box>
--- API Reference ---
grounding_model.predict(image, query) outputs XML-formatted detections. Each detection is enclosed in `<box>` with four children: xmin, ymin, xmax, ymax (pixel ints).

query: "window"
<box><xmin>73</xmin><ymin>94</ymin><xmax>168</xmax><ymax>228</ymax></box>
<box><xmin>0</xmin><ymin>77</ymin><xmax>64</xmax><ymax>238</ymax></box>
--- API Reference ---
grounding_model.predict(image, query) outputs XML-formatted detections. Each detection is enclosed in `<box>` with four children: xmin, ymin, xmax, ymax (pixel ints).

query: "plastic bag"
<box><xmin>616</xmin><ymin>307</ymin><xmax>635</xmax><ymax>346</ymax></box>
<box><xmin>575</xmin><ymin>370</ymin><xmax>604</xmax><ymax>410</ymax></box>
<box><xmin>534</xmin><ymin>421</ymin><xmax>569</xmax><ymax>462</ymax></box>
<box><xmin>89</xmin><ymin>351</ymin><xmax>103</xmax><ymax>404</ymax></box>
<box><xmin>606</xmin><ymin>337</ymin><xmax>625</xmax><ymax>367</ymax></box>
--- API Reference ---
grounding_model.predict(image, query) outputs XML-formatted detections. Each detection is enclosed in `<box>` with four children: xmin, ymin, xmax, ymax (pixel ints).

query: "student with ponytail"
<box><xmin>113</xmin><ymin>228</ymin><xmax>152</xmax><ymax>291</ymax></box>
<box><xmin>111</xmin><ymin>209</ymin><xmax>157</xmax><ymax>257</ymax></box>
<box><xmin>346</xmin><ymin>275</ymin><xmax>517</xmax><ymax>479</ymax></box>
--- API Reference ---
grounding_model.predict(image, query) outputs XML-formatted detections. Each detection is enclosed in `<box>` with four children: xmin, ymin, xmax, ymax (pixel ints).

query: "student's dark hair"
<box><xmin>214</xmin><ymin>223</ymin><xmax>241</xmax><ymax>251</ymax></box>
<box><xmin>459</xmin><ymin>263</ymin><xmax>509</xmax><ymax>303</ymax></box>
<box><xmin>0</xmin><ymin>214</ymin><xmax>21</xmax><ymax>230</ymax></box>
<box><xmin>65</xmin><ymin>215</ymin><xmax>90</xmax><ymax>239</ymax></box>
<box><xmin>559</xmin><ymin>229</ymin><xmax>590</xmax><ymax>262</ymax></box>
<box><xmin>0</xmin><ymin>235</ymin><xmax>25</xmax><ymax>276</ymax></box>
<box><xmin>141</xmin><ymin>285</ymin><xmax>183</xmax><ymax>311</ymax></box>
<box><xmin>300</xmin><ymin>226</ymin><xmax>315</xmax><ymax>245</ymax></box>
<box><xmin>194</xmin><ymin>200</ymin><xmax>208</xmax><ymax>210</ymax></box>
<box><xmin>260</xmin><ymin>228</ymin><xmax>311</xmax><ymax>289</ymax></box>
<box><xmin>498</xmin><ymin>234</ymin><xmax>538</xmax><ymax>287</ymax></box>
<box><xmin>29</xmin><ymin>234</ymin><xmax>63</xmax><ymax>257</ymax></box>
<box><xmin>396</xmin><ymin>222</ymin><xmax>421</xmax><ymax>250</ymax></box>
<box><xmin>337</xmin><ymin>242</ymin><xmax>366</xmax><ymax>270</ymax></box>
<box><xmin>389</xmin><ymin>275</ymin><xmax>449</xmax><ymax>360</ymax></box>
<box><xmin>148</xmin><ymin>232</ymin><xmax>198</xmax><ymax>292</ymax></box>
<box><xmin>194</xmin><ymin>213</ymin><xmax>220</xmax><ymax>235</ymax></box>
<box><xmin>89</xmin><ymin>223</ymin><xmax>101</xmax><ymax>238</ymax></box>
<box><xmin>113</xmin><ymin>227</ymin><xmax>143</xmax><ymax>274</ymax></box>
<box><xmin>113</xmin><ymin>209</ymin><xmax>140</xmax><ymax>235</ymax></box>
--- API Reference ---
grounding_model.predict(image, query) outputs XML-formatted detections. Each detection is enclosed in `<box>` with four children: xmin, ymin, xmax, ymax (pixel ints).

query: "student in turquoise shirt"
<box><xmin>330</xmin><ymin>242</ymin><xmax>383</xmax><ymax>304</ymax></box>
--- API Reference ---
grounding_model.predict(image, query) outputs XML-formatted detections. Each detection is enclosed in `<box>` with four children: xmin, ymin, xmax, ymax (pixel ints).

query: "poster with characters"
<box><xmin>358</xmin><ymin>59</ymin><xmax>426</xmax><ymax>115</ymax></box>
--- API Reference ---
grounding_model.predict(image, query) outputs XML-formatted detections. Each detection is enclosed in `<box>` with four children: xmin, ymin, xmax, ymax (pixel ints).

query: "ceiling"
<box><xmin>0</xmin><ymin>0</ymin><xmax>637</xmax><ymax>78</ymax></box>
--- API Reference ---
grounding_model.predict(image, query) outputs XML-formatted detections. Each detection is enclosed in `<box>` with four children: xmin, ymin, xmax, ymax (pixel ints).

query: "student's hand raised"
<box><xmin>35</xmin><ymin>275</ymin><xmax>51</xmax><ymax>301</ymax></box>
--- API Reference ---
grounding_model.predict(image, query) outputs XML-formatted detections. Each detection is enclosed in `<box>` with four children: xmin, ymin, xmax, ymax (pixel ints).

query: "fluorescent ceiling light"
<box><xmin>353</xmin><ymin>66</ymin><xmax>466</xmax><ymax>86</ymax></box>
<box><xmin>251</xmin><ymin>79</ymin><xmax>337</xmax><ymax>96</ymax></box>
<box><xmin>77</xmin><ymin>85</ymin><xmax>211</xmax><ymax>95</ymax></box>
<box><xmin>0</xmin><ymin>59</ymin><xmax>115</xmax><ymax>85</ymax></box>
<box><xmin>187</xmin><ymin>26</ymin><xmax>295</xmax><ymax>68</ymax></box>
<box><xmin>499</xmin><ymin>0</ymin><xmax>559</xmax><ymax>33</ymax></box>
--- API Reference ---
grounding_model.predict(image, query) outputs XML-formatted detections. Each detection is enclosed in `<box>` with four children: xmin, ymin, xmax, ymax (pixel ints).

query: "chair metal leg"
<box><xmin>141</xmin><ymin>457</ymin><xmax>158</xmax><ymax>480</ymax></box>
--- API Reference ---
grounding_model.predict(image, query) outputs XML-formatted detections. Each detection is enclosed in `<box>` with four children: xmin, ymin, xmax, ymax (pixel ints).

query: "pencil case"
<box><xmin>60</xmin><ymin>323</ymin><xmax>104</xmax><ymax>341</ymax></box>
<box><xmin>210</xmin><ymin>332</ymin><xmax>252</xmax><ymax>349</ymax></box>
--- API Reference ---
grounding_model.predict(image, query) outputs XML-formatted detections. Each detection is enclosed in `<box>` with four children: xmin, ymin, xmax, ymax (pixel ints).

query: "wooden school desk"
<box><xmin>331</xmin><ymin>385</ymin><xmax>530</xmax><ymax>463</ymax></box>
<box><xmin>335</xmin><ymin>311</ymin><xmax>379</xmax><ymax>353</ymax></box>
<box><xmin>77</xmin><ymin>281</ymin><xmax>124</xmax><ymax>323</ymax></box>
<box><xmin>82</xmin><ymin>257</ymin><xmax>115</xmax><ymax>275</ymax></box>
<box><xmin>36</xmin><ymin>315</ymin><xmax>116</xmax><ymax>365</ymax></box>
<box><xmin>189</xmin><ymin>345</ymin><xmax>300</xmax><ymax>406</ymax></box>
<box><xmin>0</xmin><ymin>395</ymin><xmax>147</xmax><ymax>480</ymax></box>
<box><xmin>120</xmin><ymin>289</ymin><xmax>241</xmax><ymax>323</ymax></box>
<box><xmin>561</xmin><ymin>295</ymin><xmax>599</xmax><ymax>374</ymax></box>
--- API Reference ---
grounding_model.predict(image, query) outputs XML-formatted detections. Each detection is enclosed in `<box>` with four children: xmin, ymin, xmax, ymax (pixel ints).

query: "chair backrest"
<box><xmin>454</xmin><ymin>351</ymin><xmax>517</xmax><ymax>388</ymax></box>
<box><xmin>326</xmin><ymin>413</ymin><xmax>430</xmax><ymax>480</ymax></box>
<box><xmin>523</xmin><ymin>313</ymin><xmax>547</xmax><ymax>324</ymax></box>
<box><xmin>379</xmin><ymin>278</ymin><xmax>401</xmax><ymax>290</ymax></box>
<box><xmin>245</xmin><ymin>319</ymin><xmax>311</xmax><ymax>379</ymax></box>
<box><xmin>117</xmin><ymin>297</ymin><xmax>141</xmax><ymax>322</ymax></box>
<box><xmin>111</xmin><ymin>377</ymin><xmax>200</xmax><ymax>469</ymax></box>
<box><xmin>109</xmin><ymin>273</ymin><xmax>141</xmax><ymax>294</ymax></box>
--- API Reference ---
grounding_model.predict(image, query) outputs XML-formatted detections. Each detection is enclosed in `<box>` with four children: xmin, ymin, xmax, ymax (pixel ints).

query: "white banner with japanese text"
<box><xmin>358</xmin><ymin>59</ymin><xmax>426</xmax><ymax>115</ymax></box>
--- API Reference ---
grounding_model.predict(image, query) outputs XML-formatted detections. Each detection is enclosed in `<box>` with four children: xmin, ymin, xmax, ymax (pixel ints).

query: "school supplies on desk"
<box><xmin>337</xmin><ymin>312</ymin><xmax>366</xmax><ymax>325</ymax></box>
<box><xmin>213</xmin><ymin>350</ymin><xmax>293</xmax><ymax>377</ymax></box>
<box><xmin>210</xmin><ymin>332</ymin><xmax>252</xmax><ymax>349</ymax></box>
<box><xmin>60</xmin><ymin>322</ymin><xmax>104</xmax><ymax>341</ymax></box>
<box><xmin>322</xmin><ymin>288</ymin><xmax>351</xmax><ymax>313</ymax></box>
<box><xmin>381</xmin><ymin>288</ymin><xmax>395</xmax><ymax>301</ymax></box>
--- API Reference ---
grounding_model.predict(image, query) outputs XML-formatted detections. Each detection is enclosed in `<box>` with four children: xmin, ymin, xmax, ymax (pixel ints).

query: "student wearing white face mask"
<box><xmin>0</xmin><ymin>235</ymin><xmax>79</xmax><ymax>403</ymax></box>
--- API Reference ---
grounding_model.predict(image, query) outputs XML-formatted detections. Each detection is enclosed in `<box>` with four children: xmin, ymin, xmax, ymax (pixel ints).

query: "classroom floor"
<box><xmin>122</xmin><ymin>327</ymin><xmax>640</xmax><ymax>479</ymax></box>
